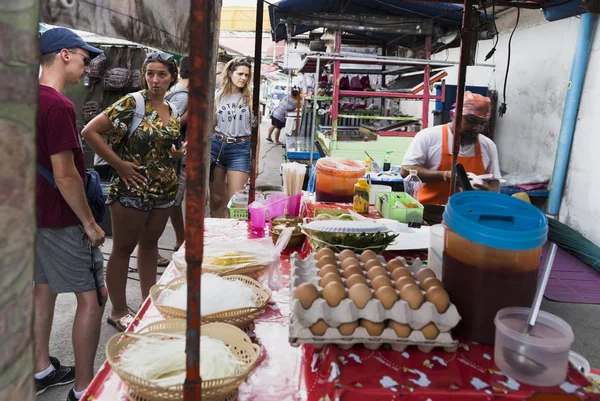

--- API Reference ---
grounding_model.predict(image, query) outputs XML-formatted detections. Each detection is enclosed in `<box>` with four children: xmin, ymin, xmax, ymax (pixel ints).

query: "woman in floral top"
<box><xmin>82</xmin><ymin>51</ymin><xmax>184</xmax><ymax>331</ymax></box>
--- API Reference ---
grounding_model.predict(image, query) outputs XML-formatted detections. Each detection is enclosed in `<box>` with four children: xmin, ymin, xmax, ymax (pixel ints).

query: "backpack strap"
<box><xmin>36</xmin><ymin>164</ymin><xmax>57</xmax><ymax>188</ymax></box>
<box><xmin>128</xmin><ymin>91</ymin><xmax>146</xmax><ymax>138</ymax></box>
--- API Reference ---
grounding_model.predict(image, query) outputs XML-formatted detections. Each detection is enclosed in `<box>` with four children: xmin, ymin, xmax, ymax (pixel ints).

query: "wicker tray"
<box><xmin>202</xmin><ymin>263</ymin><xmax>269</xmax><ymax>280</ymax></box>
<box><xmin>107</xmin><ymin>320</ymin><xmax>260</xmax><ymax>401</ymax></box>
<box><xmin>150</xmin><ymin>276</ymin><xmax>271</xmax><ymax>329</ymax></box>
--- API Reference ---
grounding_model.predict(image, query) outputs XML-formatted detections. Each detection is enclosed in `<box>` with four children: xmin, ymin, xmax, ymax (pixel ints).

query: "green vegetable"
<box><xmin>307</xmin><ymin>230</ymin><xmax>399</xmax><ymax>254</ymax></box>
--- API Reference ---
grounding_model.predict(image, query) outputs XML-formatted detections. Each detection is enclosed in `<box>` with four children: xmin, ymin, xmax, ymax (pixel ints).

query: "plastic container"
<box><xmin>286</xmin><ymin>193</ymin><xmax>302</xmax><ymax>216</ymax></box>
<box><xmin>443</xmin><ymin>192</ymin><xmax>548</xmax><ymax>344</ymax></box>
<box><xmin>266</xmin><ymin>193</ymin><xmax>286</xmax><ymax>219</ymax></box>
<box><xmin>352</xmin><ymin>178</ymin><xmax>369</xmax><ymax>213</ymax></box>
<box><xmin>315</xmin><ymin>157</ymin><xmax>365</xmax><ymax>203</ymax></box>
<box><xmin>428</xmin><ymin>224</ymin><xmax>444</xmax><ymax>279</ymax></box>
<box><xmin>403</xmin><ymin>169</ymin><xmax>422</xmax><ymax>200</ymax></box>
<box><xmin>375</xmin><ymin>192</ymin><xmax>423</xmax><ymax>224</ymax></box>
<box><xmin>369</xmin><ymin>184</ymin><xmax>391</xmax><ymax>205</ymax></box>
<box><xmin>364</xmin><ymin>157</ymin><xmax>372</xmax><ymax>173</ymax></box>
<box><xmin>494</xmin><ymin>307</ymin><xmax>574</xmax><ymax>387</ymax></box>
<box><xmin>248</xmin><ymin>201</ymin><xmax>267</xmax><ymax>230</ymax></box>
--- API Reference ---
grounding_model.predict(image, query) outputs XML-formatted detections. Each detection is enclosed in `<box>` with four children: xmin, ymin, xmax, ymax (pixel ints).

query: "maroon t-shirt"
<box><xmin>36</xmin><ymin>85</ymin><xmax>86</xmax><ymax>228</ymax></box>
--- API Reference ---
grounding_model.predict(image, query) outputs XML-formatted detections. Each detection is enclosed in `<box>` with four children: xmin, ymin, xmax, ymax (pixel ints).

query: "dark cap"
<box><xmin>40</xmin><ymin>27</ymin><xmax>103</xmax><ymax>58</ymax></box>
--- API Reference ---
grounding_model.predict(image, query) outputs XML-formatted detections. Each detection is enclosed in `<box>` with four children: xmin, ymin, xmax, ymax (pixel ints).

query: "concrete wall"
<box><xmin>399</xmin><ymin>11</ymin><xmax>600</xmax><ymax>245</ymax></box>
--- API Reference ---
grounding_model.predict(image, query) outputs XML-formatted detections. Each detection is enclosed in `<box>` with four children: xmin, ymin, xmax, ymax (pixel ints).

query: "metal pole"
<box><xmin>422</xmin><ymin>35</ymin><xmax>432</xmax><ymax>129</ymax></box>
<box><xmin>450</xmin><ymin>0</ymin><xmax>474</xmax><ymax>194</ymax></box>
<box><xmin>309</xmin><ymin>55</ymin><xmax>321</xmax><ymax>168</ymax></box>
<box><xmin>249</xmin><ymin>0</ymin><xmax>265</xmax><ymax>205</ymax></box>
<box><xmin>185</xmin><ymin>0</ymin><xmax>220</xmax><ymax>399</ymax></box>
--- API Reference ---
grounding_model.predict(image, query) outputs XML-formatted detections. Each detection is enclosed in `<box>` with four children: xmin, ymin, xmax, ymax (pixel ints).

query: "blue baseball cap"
<box><xmin>40</xmin><ymin>27</ymin><xmax>103</xmax><ymax>58</ymax></box>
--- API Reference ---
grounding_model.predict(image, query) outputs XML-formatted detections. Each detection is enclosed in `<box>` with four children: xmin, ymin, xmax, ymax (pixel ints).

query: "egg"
<box><xmin>360</xmin><ymin>319</ymin><xmax>386</xmax><ymax>336</ymax></box>
<box><xmin>375</xmin><ymin>286</ymin><xmax>399</xmax><ymax>309</ymax></box>
<box><xmin>390</xmin><ymin>267</ymin><xmax>412</xmax><ymax>281</ymax></box>
<box><xmin>338</xmin><ymin>321</ymin><xmax>359</xmax><ymax>336</ymax></box>
<box><xmin>348</xmin><ymin>283</ymin><xmax>372</xmax><ymax>309</ymax></box>
<box><xmin>316</xmin><ymin>247</ymin><xmax>335</xmax><ymax>260</ymax></box>
<box><xmin>338</xmin><ymin>249</ymin><xmax>356</xmax><ymax>262</ymax></box>
<box><xmin>371</xmin><ymin>275</ymin><xmax>392</xmax><ymax>290</ymax></box>
<box><xmin>293</xmin><ymin>283</ymin><xmax>320</xmax><ymax>309</ymax></box>
<box><xmin>318</xmin><ymin>264</ymin><xmax>339</xmax><ymax>278</ymax></box>
<box><xmin>399</xmin><ymin>283</ymin><xmax>424</xmax><ymax>310</ymax></box>
<box><xmin>385</xmin><ymin>258</ymin><xmax>406</xmax><ymax>272</ymax></box>
<box><xmin>425</xmin><ymin>286</ymin><xmax>450</xmax><ymax>313</ymax></box>
<box><xmin>366</xmin><ymin>266</ymin><xmax>388</xmax><ymax>280</ymax></box>
<box><xmin>310</xmin><ymin>319</ymin><xmax>329</xmax><ymax>336</ymax></box>
<box><xmin>343</xmin><ymin>265</ymin><xmax>363</xmax><ymax>279</ymax></box>
<box><xmin>322</xmin><ymin>281</ymin><xmax>346</xmax><ymax>307</ymax></box>
<box><xmin>394</xmin><ymin>276</ymin><xmax>416</xmax><ymax>291</ymax></box>
<box><xmin>416</xmin><ymin>267</ymin><xmax>436</xmax><ymax>282</ymax></box>
<box><xmin>345</xmin><ymin>274</ymin><xmax>368</xmax><ymax>288</ymax></box>
<box><xmin>364</xmin><ymin>258</ymin><xmax>383</xmax><ymax>271</ymax></box>
<box><xmin>359</xmin><ymin>249</ymin><xmax>378</xmax><ymax>263</ymax></box>
<box><xmin>317</xmin><ymin>255</ymin><xmax>337</xmax><ymax>269</ymax></box>
<box><xmin>341</xmin><ymin>257</ymin><xmax>360</xmax><ymax>271</ymax></box>
<box><xmin>421</xmin><ymin>322</ymin><xmax>440</xmax><ymax>339</ymax></box>
<box><xmin>388</xmin><ymin>321</ymin><xmax>412</xmax><ymax>338</ymax></box>
<box><xmin>420</xmin><ymin>277</ymin><xmax>444</xmax><ymax>291</ymax></box>
<box><xmin>320</xmin><ymin>272</ymin><xmax>342</xmax><ymax>288</ymax></box>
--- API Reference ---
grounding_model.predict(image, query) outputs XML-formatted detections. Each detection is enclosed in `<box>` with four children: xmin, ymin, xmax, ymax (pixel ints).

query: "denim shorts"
<box><xmin>211</xmin><ymin>135</ymin><xmax>251</xmax><ymax>173</ymax></box>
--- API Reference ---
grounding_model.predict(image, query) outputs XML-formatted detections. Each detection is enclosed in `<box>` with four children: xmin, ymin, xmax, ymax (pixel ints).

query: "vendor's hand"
<box><xmin>83</xmin><ymin>220</ymin><xmax>105</xmax><ymax>248</ymax></box>
<box><xmin>169</xmin><ymin>141</ymin><xmax>187</xmax><ymax>160</ymax></box>
<box><xmin>473</xmin><ymin>181</ymin><xmax>494</xmax><ymax>191</ymax></box>
<box><xmin>116</xmin><ymin>161</ymin><xmax>147</xmax><ymax>189</ymax></box>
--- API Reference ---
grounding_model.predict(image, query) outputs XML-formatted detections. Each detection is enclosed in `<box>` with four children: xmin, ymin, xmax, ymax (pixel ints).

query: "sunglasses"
<box><xmin>147</xmin><ymin>51</ymin><xmax>174</xmax><ymax>62</ymax></box>
<box><xmin>68</xmin><ymin>50</ymin><xmax>91</xmax><ymax>67</ymax></box>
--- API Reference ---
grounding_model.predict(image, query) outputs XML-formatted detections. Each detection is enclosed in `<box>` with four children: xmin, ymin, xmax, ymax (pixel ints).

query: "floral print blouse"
<box><xmin>103</xmin><ymin>90</ymin><xmax>181</xmax><ymax>206</ymax></box>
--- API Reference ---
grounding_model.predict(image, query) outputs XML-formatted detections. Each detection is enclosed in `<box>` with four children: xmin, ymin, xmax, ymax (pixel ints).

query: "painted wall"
<box><xmin>399</xmin><ymin>10</ymin><xmax>600</xmax><ymax>244</ymax></box>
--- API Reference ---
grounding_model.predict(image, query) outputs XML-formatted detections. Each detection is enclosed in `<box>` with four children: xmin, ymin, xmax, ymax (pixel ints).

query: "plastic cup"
<box><xmin>267</xmin><ymin>193</ymin><xmax>286</xmax><ymax>219</ymax></box>
<box><xmin>248</xmin><ymin>201</ymin><xmax>267</xmax><ymax>229</ymax></box>
<box><xmin>286</xmin><ymin>193</ymin><xmax>302</xmax><ymax>216</ymax></box>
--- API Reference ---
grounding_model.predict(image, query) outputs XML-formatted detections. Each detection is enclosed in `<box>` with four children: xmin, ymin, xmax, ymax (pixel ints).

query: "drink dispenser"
<box><xmin>442</xmin><ymin>192</ymin><xmax>548</xmax><ymax>344</ymax></box>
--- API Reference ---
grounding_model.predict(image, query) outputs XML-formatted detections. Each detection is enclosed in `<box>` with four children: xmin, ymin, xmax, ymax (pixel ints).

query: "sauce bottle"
<box><xmin>383</xmin><ymin>151</ymin><xmax>393</xmax><ymax>171</ymax></box>
<box><xmin>364</xmin><ymin>157</ymin><xmax>372</xmax><ymax>172</ymax></box>
<box><xmin>353</xmin><ymin>179</ymin><xmax>370</xmax><ymax>214</ymax></box>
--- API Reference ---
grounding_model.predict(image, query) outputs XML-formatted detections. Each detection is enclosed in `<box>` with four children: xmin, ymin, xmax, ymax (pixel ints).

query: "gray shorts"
<box><xmin>174</xmin><ymin>165</ymin><xmax>186</xmax><ymax>206</ymax></box>
<box><xmin>35</xmin><ymin>225</ymin><xmax>105</xmax><ymax>294</ymax></box>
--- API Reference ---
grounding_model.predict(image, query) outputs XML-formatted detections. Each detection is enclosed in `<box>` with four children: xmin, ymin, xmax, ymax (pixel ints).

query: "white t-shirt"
<box><xmin>215</xmin><ymin>92</ymin><xmax>251</xmax><ymax>138</ymax></box>
<box><xmin>402</xmin><ymin>124</ymin><xmax>502</xmax><ymax>180</ymax></box>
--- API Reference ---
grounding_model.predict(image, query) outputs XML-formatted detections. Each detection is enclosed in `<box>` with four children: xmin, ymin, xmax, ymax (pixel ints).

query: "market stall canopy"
<box><xmin>221</xmin><ymin>6</ymin><xmax>272</xmax><ymax>31</ymax></box>
<box><xmin>40</xmin><ymin>0</ymin><xmax>191</xmax><ymax>54</ymax></box>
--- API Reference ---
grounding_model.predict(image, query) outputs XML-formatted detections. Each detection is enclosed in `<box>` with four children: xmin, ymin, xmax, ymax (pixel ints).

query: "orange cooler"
<box><xmin>315</xmin><ymin>157</ymin><xmax>365</xmax><ymax>203</ymax></box>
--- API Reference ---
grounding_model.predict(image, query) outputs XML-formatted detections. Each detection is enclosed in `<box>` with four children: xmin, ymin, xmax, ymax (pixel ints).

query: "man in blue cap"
<box><xmin>35</xmin><ymin>27</ymin><xmax>105</xmax><ymax>401</ymax></box>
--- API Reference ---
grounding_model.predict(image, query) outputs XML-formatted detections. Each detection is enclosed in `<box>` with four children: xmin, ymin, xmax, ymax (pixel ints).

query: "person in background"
<box><xmin>401</xmin><ymin>91</ymin><xmax>501</xmax><ymax>205</ymax></box>
<box><xmin>35</xmin><ymin>28</ymin><xmax>106</xmax><ymax>401</ymax></box>
<box><xmin>82</xmin><ymin>51</ymin><xmax>183</xmax><ymax>332</ymax></box>
<box><xmin>266</xmin><ymin>86</ymin><xmax>299</xmax><ymax>145</ymax></box>
<box><xmin>215</xmin><ymin>61</ymin><xmax>226</xmax><ymax>90</ymax></box>
<box><xmin>210</xmin><ymin>57</ymin><xmax>256</xmax><ymax>217</ymax></box>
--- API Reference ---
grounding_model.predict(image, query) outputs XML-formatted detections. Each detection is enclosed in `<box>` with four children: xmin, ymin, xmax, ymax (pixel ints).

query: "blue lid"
<box><xmin>443</xmin><ymin>192</ymin><xmax>548</xmax><ymax>251</ymax></box>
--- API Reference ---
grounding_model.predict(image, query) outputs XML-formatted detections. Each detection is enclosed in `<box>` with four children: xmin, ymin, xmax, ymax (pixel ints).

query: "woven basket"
<box><xmin>202</xmin><ymin>263</ymin><xmax>269</xmax><ymax>280</ymax></box>
<box><xmin>107</xmin><ymin>320</ymin><xmax>260</xmax><ymax>401</ymax></box>
<box><xmin>150</xmin><ymin>276</ymin><xmax>271</xmax><ymax>328</ymax></box>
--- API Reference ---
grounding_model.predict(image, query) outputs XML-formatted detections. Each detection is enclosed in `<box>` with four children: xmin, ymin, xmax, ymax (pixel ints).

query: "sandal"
<box><xmin>266</xmin><ymin>137</ymin><xmax>274</xmax><ymax>143</ymax></box>
<box><xmin>157</xmin><ymin>254</ymin><xmax>170</xmax><ymax>267</ymax></box>
<box><xmin>107</xmin><ymin>314</ymin><xmax>135</xmax><ymax>332</ymax></box>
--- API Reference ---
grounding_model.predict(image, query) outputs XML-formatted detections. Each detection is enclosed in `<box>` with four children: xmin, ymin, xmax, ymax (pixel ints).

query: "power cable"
<box><xmin>498</xmin><ymin>0</ymin><xmax>520</xmax><ymax>117</ymax></box>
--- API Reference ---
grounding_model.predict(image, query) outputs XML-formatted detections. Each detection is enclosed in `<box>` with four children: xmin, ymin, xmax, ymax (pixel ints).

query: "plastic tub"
<box><xmin>494</xmin><ymin>307</ymin><xmax>574</xmax><ymax>387</ymax></box>
<box><xmin>442</xmin><ymin>192</ymin><xmax>548</xmax><ymax>344</ymax></box>
<box><xmin>369</xmin><ymin>184</ymin><xmax>391</xmax><ymax>205</ymax></box>
<box><xmin>266</xmin><ymin>193</ymin><xmax>286</xmax><ymax>219</ymax></box>
<box><xmin>286</xmin><ymin>193</ymin><xmax>302</xmax><ymax>216</ymax></box>
<box><xmin>315</xmin><ymin>157</ymin><xmax>365</xmax><ymax>203</ymax></box>
<box><xmin>375</xmin><ymin>192</ymin><xmax>423</xmax><ymax>224</ymax></box>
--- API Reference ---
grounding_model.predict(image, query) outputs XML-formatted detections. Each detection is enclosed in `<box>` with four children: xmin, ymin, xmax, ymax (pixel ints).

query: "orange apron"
<box><xmin>418</xmin><ymin>124</ymin><xmax>487</xmax><ymax>205</ymax></box>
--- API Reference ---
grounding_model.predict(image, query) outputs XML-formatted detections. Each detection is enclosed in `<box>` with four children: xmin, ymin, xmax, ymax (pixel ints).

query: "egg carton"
<box><xmin>289</xmin><ymin>252</ymin><xmax>461</xmax><ymax>331</ymax></box>
<box><xmin>289</xmin><ymin>318</ymin><xmax>458</xmax><ymax>353</ymax></box>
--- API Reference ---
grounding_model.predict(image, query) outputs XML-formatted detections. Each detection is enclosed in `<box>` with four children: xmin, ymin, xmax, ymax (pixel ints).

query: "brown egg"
<box><xmin>367</xmin><ymin>266</ymin><xmax>388</xmax><ymax>280</ymax></box>
<box><xmin>420</xmin><ymin>277</ymin><xmax>444</xmax><ymax>291</ymax></box>
<box><xmin>338</xmin><ymin>249</ymin><xmax>357</xmax><ymax>262</ymax></box>
<box><xmin>399</xmin><ymin>283</ymin><xmax>424</xmax><ymax>310</ymax></box>
<box><xmin>293</xmin><ymin>283</ymin><xmax>320</xmax><ymax>309</ymax></box>
<box><xmin>375</xmin><ymin>286</ymin><xmax>399</xmax><ymax>309</ymax></box>
<box><xmin>416</xmin><ymin>267</ymin><xmax>436</xmax><ymax>282</ymax></box>
<box><xmin>360</xmin><ymin>319</ymin><xmax>386</xmax><ymax>336</ymax></box>
<box><xmin>394</xmin><ymin>276</ymin><xmax>416</xmax><ymax>291</ymax></box>
<box><xmin>425</xmin><ymin>286</ymin><xmax>450</xmax><ymax>313</ymax></box>
<box><xmin>322</xmin><ymin>281</ymin><xmax>346</xmax><ymax>307</ymax></box>
<box><xmin>316</xmin><ymin>247</ymin><xmax>335</xmax><ymax>260</ymax></box>
<box><xmin>359</xmin><ymin>249</ymin><xmax>378</xmax><ymax>263</ymax></box>
<box><xmin>371</xmin><ymin>275</ymin><xmax>392</xmax><ymax>290</ymax></box>
<box><xmin>318</xmin><ymin>264</ymin><xmax>339</xmax><ymax>278</ymax></box>
<box><xmin>385</xmin><ymin>258</ymin><xmax>406</xmax><ymax>272</ymax></box>
<box><xmin>338</xmin><ymin>321</ymin><xmax>359</xmax><ymax>336</ymax></box>
<box><xmin>390</xmin><ymin>267</ymin><xmax>412</xmax><ymax>281</ymax></box>
<box><xmin>341</xmin><ymin>257</ymin><xmax>361</xmax><ymax>271</ymax></box>
<box><xmin>364</xmin><ymin>258</ymin><xmax>383</xmax><ymax>271</ymax></box>
<box><xmin>343</xmin><ymin>265</ymin><xmax>363</xmax><ymax>279</ymax></box>
<box><xmin>388</xmin><ymin>321</ymin><xmax>412</xmax><ymax>338</ymax></box>
<box><xmin>320</xmin><ymin>272</ymin><xmax>342</xmax><ymax>288</ymax></box>
<box><xmin>348</xmin><ymin>283</ymin><xmax>373</xmax><ymax>309</ymax></box>
<box><xmin>310</xmin><ymin>319</ymin><xmax>329</xmax><ymax>336</ymax></box>
<box><xmin>345</xmin><ymin>274</ymin><xmax>368</xmax><ymax>288</ymax></box>
<box><xmin>317</xmin><ymin>255</ymin><xmax>337</xmax><ymax>269</ymax></box>
<box><xmin>421</xmin><ymin>322</ymin><xmax>440</xmax><ymax>339</ymax></box>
